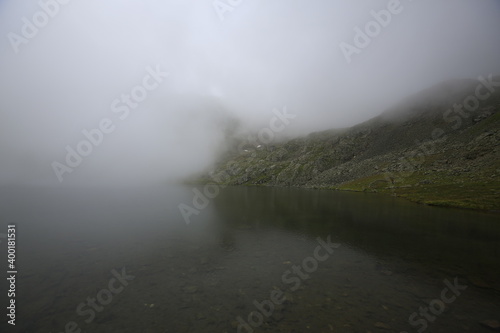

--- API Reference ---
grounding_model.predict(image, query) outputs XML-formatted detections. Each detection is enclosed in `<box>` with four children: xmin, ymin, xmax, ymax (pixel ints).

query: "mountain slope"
<box><xmin>201</xmin><ymin>77</ymin><xmax>500</xmax><ymax>211</ymax></box>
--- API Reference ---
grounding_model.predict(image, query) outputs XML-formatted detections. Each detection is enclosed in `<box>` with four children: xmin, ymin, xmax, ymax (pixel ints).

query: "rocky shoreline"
<box><xmin>196</xmin><ymin>77</ymin><xmax>500</xmax><ymax>211</ymax></box>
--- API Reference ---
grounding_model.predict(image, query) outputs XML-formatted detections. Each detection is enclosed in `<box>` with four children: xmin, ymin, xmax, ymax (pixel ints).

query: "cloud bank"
<box><xmin>0</xmin><ymin>0</ymin><xmax>499</xmax><ymax>185</ymax></box>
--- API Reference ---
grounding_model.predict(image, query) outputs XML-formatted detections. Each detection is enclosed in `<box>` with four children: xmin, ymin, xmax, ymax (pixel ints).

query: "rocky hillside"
<box><xmin>200</xmin><ymin>77</ymin><xmax>500</xmax><ymax>211</ymax></box>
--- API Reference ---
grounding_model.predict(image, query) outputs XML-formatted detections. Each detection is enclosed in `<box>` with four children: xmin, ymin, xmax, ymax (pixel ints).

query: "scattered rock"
<box><xmin>467</xmin><ymin>276</ymin><xmax>493</xmax><ymax>289</ymax></box>
<box><xmin>200</xmin><ymin>87</ymin><xmax>500</xmax><ymax>211</ymax></box>
<box><xmin>183</xmin><ymin>285</ymin><xmax>199</xmax><ymax>294</ymax></box>
<box><xmin>283</xmin><ymin>292</ymin><xmax>294</xmax><ymax>303</ymax></box>
<box><xmin>200</xmin><ymin>257</ymin><xmax>208</xmax><ymax>265</ymax></box>
<box><xmin>374</xmin><ymin>322</ymin><xmax>391</xmax><ymax>329</ymax></box>
<box><xmin>480</xmin><ymin>320</ymin><xmax>500</xmax><ymax>331</ymax></box>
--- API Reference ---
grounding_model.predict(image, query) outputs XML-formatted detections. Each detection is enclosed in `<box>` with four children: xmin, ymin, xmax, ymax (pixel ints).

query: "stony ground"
<box><xmin>198</xmin><ymin>78</ymin><xmax>500</xmax><ymax>211</ymax></box>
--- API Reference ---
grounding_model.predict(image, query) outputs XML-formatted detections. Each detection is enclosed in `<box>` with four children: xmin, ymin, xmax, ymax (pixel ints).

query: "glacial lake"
<box><xmin>2</xmin><ymin>184</ymin><xmax>499</xmax><ymax>333</ymax></box>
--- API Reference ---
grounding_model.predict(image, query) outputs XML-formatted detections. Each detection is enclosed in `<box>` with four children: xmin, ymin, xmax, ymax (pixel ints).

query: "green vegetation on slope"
<box><xmin>198</xmin><ymin>78</ymin><xmax>500</xmax><ymax>211</ymax></box>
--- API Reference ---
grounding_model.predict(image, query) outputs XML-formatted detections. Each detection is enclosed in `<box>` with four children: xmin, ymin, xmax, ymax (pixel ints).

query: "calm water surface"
<box><xmin>1</xmin><ymin>185</ymin><xmax>499</xmax><ymax>333</ymax></box>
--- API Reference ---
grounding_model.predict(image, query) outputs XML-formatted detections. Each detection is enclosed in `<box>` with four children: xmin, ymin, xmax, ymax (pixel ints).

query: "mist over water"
<box><xmin>2</xmin><ymin>185</ymin><xmax>499</xmax><ymax>332</ymax></box>
<box><xmin>1</xmin><ymin>2</ymin><xmax>500</xmax><ymax>332</ymax></box>
<box><xmin>1</xmin><ymin>0</ymin><xmax>500</xmax><ymax>185</ymax></box>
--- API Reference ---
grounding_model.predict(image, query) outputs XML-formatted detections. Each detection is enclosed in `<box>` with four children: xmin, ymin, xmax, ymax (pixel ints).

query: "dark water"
<box><xmin>1</xmin><ymin>185</ymin><xmax>499</xmax><ymax>333</ymax></box>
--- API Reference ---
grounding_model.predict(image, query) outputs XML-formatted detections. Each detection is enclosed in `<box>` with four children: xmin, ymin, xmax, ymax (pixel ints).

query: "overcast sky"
<box><xmin>0</xmin><ymin>0</ymin><xmax>499</xmax><ymax>185</ymax></box>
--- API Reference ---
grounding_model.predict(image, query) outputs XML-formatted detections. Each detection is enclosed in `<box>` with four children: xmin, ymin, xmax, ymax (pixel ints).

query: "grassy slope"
<box><xmin>201</xmin><ymin>79</ymin><xmax>500</xmax><ymax>211</ymax></box>
<box><xmin>336</xmin><ymin>111</ymin><xmax>500</xmax><ymax>210</ymax></box>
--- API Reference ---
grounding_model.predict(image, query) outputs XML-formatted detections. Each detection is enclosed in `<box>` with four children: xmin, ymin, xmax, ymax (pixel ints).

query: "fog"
<box><xmin>1</xmin><ymin>0</ymin><xmax>499</xmax><ymax>186</ymax></box>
